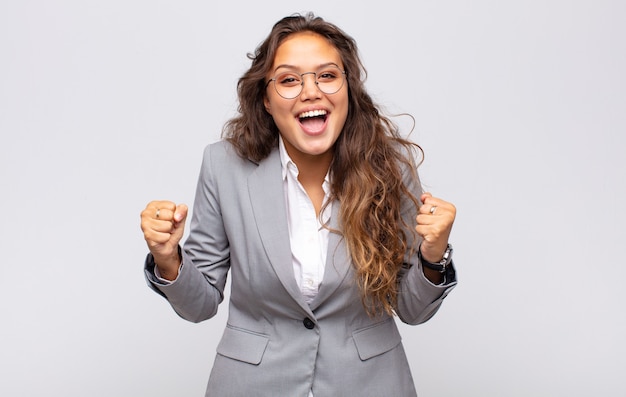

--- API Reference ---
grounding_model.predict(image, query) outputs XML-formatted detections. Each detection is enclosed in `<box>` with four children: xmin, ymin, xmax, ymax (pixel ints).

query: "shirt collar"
<box><xmin>278</xmin><ymin>135</ymin><xmax>293</xmax><ymax>181</ymax></box>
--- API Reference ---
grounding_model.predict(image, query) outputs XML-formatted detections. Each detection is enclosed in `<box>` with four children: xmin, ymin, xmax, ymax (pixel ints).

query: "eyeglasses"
<box><xmin>266</xmin><ymin>65</ymin><xmax>346</xmax><ymax>99</ymax></box>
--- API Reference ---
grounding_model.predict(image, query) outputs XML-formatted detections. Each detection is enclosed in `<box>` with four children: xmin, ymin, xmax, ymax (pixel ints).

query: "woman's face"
<box><xmin>264</xmin><ymin>31</ymin><xmax>349</xmax><ymax>166</ymax></box>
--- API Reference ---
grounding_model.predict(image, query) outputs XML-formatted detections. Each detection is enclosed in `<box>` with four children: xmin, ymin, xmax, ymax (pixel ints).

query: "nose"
<box><xmin>299</xmin><ymin>72</ymin><xmax>322</xmax><ymax>100</ymax></box>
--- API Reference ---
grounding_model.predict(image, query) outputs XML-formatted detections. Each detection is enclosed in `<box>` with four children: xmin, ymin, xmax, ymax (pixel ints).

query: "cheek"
<box><xmin>265</xmin><ymin>94</ymin><xmax>294</xmax><ymax>116</ymax></box>
<box><xmin>336</xmin><ymin>96</ymin><xmax>350</xmax><ymax>125</ymax></box>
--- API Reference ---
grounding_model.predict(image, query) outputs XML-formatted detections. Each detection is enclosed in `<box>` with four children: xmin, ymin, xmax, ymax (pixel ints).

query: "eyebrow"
<box><xmin>272</xmin><ymin>62</ymin><xmax>342</xmax><ymax>74</ymax></box>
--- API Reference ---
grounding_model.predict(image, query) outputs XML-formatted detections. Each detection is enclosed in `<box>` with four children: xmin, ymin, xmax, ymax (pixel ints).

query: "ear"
<box><xmin>264</xmin><ymin>96</ymin><xmax>271</xmax><ymax>114</ymax></box>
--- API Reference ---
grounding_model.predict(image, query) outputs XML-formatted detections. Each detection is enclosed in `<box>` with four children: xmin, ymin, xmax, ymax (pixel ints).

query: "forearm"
<box><xmin>145</xmin><ymin>251</ymin><xmax>227</xmax><ymax>323</ymax></box>
<box><xmin>153</xmin><ymin>246</ymin><xmax>182</xmax><ymax>281</ymax></box>
<box><xmin>422</xmin><ymin>267</ymin><xmax>443</xmax><ymax>285</ymax></box>
<box><xmin>396</xmin><ymin>260</ymin><xmax>457</xmax><ymax>325</ymax></box>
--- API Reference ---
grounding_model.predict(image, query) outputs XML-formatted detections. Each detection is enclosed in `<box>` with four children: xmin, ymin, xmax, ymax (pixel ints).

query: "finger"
<box><xmin>152</xmin><ymin>218</ymin><xmax>180</xmax><ymax>233</ymax></box>
<box><xmin>151</xmin><ymin>208</ymin><xmax>174</xmax><ymax>223</ymax></box>
<box><xmin>140</xmin><ymin>201</ymin><xmax>182</xmax><ymax>244</ymax></box>
<box><xmin>174</xmin><ymin>203</ymin><xmax>188</xmax><ymax>223</ymax></box>
<box><xmin>144</xmin><ymin>229</ymin><xmax>177</xmax><ymax>246</ymax></box>
<box><xmin>141</xmin><ymin>201</ymin><xmax>175</xmax><ymax>221</ymax></box>
<box><xmin>420</xmin><ymin>192</ymin><xmax>433</xmax><ymax>203</ymax></box>
<box><xmin>418</xmin><ymin>199</ymin><xmax>446</xmax><ymax>216</ymax></box>
<box><xmin>152</xmin><ymin>201</ymin><xmax>177</xmax><ymax>219</ymax></box>
<box><xmin>419</xmin><ymin>193</ymin><xmax>441</xmax><ymax>214</ymax></box>
<box><xmin>416</xmin><ymin>213</ymin><xmax>436</xmax><ymax>226</ymax></box>
<box><xmin>169</xmin><ymin>204</ymin><xmax>188</xmax><ymax>242</ymax></box>
<box><xmin>419</xmin><ymin>203</ymin><xmax>440</xmax><ymax>216</ymax></box>
<box><xmin>419</xmin><ymin>197</ymin><xmax>456</xmax><ymax>217</ymax></box>
<box><xmin>417</xmin><ymin>206</ymin><xmax>456</xmax><ymax>227</ymax></box>
<box><xmin>151</xmin><ymin>200</ymin><xmax>177</xmax><ymax>211</ymax></box>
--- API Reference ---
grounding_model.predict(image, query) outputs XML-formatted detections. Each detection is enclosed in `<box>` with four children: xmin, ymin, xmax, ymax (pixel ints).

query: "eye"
<box><xmin>317</xmin><ymin>71</ymin><xmax>338</xmax><ymax>82</ymax></box>
<box><xmin>277</xmin><ymin>73</ymin><xmax>301</xmax><ymax>86</ymax></box>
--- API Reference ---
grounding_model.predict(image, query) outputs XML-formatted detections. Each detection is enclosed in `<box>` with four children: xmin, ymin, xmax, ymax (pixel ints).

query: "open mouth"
<box><xmin>298</xmin><ymin>109</ymin><xmax>328</xmax><ymax>121</ymax></box>
<box><xmin>298</xmin><ymin>110</ymin><xmax>328</xmax><ymax>133</ymax></box>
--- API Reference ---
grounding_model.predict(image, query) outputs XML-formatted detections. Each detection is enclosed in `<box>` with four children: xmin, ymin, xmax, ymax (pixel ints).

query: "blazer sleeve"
<box><xmin>144</xmin><ymin>143</ymin><xmax>231</xmax><ymax>323</ymax></box>
<box><xmin>394</xmin><ymin>152</ymin><xmax>457</xmax><ymax>325</ymax></box>
<box><xmin>396</xmin><ymin>259</ymin><xmax>457</xmax><ymax>325</ymax></box>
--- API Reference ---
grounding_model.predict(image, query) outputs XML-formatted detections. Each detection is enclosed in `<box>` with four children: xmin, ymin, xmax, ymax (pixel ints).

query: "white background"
<box><xmin>1</xmin><ymin>1</ymin><xmax>624</xmax><ymax>396</ymax></box>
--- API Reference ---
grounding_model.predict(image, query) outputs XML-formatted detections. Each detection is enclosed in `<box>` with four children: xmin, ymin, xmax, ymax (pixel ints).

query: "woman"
<box><xmin>140</xmin><ymin>13</ymin><xmax>457</xmax><ymax>397</ymax></box>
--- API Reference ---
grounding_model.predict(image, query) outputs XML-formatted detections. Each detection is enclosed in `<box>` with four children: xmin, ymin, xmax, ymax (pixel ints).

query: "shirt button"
<box><xmin>303</xmin><ymin>317</ymin><xmax>315</xmax><ymax>329</ymax></box>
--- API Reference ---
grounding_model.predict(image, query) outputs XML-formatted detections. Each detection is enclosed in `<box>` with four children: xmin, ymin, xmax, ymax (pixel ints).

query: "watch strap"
<box><xmin>419</xmin><ymin>243</ymin><xmax>453</xmax><ymax>273</ymax></box>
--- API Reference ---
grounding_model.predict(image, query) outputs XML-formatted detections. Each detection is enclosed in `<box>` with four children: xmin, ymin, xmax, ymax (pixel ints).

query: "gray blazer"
<box><xmin>145</xmin><ymin>140</ymin><xmax>456</xmax><ymax>397</ymax></box>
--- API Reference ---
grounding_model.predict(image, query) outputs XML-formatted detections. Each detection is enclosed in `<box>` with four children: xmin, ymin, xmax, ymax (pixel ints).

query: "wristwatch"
<box><xmin>419</xmin><ymin>244</ymin><xmax>453</xmax><ymax>273</ymax></box>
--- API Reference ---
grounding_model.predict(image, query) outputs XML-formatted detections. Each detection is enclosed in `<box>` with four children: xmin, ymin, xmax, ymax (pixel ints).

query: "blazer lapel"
<box><xmin>248</xmin><ymin>148</ymin><xmax>315</xmax><ymax>317</ymax></box>
<box><xmin>309</xmin><ymin>202</ymin><xmax>352</xmax><ymax>311</ymax></box>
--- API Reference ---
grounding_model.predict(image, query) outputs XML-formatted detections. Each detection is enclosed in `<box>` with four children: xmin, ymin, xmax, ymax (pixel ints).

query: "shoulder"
<box><xmin>203</xmin><ymin>140</ymin><xmax>237</xmax><ymax>161</ymax></box>
<box><xmin>389</xmin><ymin>140</ymin><xmax>421</xmax><ymax>182</ymax></box>
<box><xmin>200</xmin><ymin>140</ymin><xmax>278</xmax><ymax>177</ymax></box>
<box><xmin>201</xmin><ymin>140</ymin><xmax>249</xmax><ymax>170</ymax></box>
<box><xmin>389</xmin><ymin>141</ymin><xmax>423</xmax><ymax>204</ymax></box>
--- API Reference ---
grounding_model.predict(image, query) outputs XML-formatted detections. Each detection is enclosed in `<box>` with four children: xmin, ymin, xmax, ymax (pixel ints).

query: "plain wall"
<box><xmin>1</xmin><ymin>1</ymin><xmax>624</xmax><ymax>396</ymax></box>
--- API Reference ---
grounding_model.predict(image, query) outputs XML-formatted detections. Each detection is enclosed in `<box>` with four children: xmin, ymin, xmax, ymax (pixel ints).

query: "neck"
<box><xmin>298</xmin><ymin>152</ymin><xmax>331</xmax><ymax>179</ymax></box>
<box><xmin>288</xmin><ymin>149</ymin><xmax>333</xmax><ymax>218</ymax></box>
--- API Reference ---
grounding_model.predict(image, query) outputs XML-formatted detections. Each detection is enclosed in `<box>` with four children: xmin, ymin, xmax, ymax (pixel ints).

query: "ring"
<box><xmin>429</xmin><ymin>206</ymin><xmax>437</xmax><ymax>214</ymax></box>
<box><xmin>155</xmin><ymin>209</ymin><xmax>160</xmax><ymax>219</ymax></box>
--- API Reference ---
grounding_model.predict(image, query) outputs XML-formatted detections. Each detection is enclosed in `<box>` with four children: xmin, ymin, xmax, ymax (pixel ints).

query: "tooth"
<box><xmin>300</xmin><ymin>110</ymin><xmax>326</xmax><ymax>118</ymax></box>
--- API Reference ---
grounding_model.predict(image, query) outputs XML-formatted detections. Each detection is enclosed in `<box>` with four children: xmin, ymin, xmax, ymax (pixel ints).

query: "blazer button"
<box><xmin>303</xmin><ymin>317</ymin><xmax>315</xmax><ymax>329</ymax></box>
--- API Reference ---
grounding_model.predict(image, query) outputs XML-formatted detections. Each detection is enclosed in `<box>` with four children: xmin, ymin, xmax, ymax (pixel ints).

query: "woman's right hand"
<box><xmin>140</xmin><ymin>201</ymin><xmax>188</xmax><ymax>280</ymax></box>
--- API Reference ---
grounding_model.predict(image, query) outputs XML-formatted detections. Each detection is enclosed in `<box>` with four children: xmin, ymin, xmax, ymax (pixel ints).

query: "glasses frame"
<box><xmin>265</xmin><ymin>66</ymin><xmax>347</xmax><ymax>100</ymax></box>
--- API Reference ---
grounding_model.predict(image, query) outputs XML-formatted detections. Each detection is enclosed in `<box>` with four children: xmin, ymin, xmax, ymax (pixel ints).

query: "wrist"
<box><xmin>419</xmin><ymin>243</ymin><xmax>453</xmax><ymax>273</ymax></box>
<box><xmin>153</xmin><ymin>247</ymin><xmax>182</xmax><ymax>280</ymax></box>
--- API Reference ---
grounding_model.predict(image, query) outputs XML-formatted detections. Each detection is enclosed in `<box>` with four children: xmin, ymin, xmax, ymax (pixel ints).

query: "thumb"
<box><xmin>174</xmin><ymin>203</ymin><xmax>188</xmax><ymax>223</ymax></box>
<box><xmin>169</xmin><ymin>204</ymin><xmax>188</xmax><ymax>244</ymax></box>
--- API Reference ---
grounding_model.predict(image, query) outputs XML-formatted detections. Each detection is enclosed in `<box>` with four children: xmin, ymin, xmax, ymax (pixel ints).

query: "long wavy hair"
<box><xmin>223</xmin><ymin>13</ymin><xmax>423</xmax><ymax>316</ymax></box>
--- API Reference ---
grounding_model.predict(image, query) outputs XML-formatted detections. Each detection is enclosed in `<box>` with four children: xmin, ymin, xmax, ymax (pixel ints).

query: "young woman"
<box><xmin>140</xmin><ymin>13</ymin><xmax>457</xmax><ymax>397</ymax></box>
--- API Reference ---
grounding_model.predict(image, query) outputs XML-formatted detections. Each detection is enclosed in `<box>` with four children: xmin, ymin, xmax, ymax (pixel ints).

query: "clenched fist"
<box><xmin>415</xmin><ymin>192</ymin><xmax>456</xmax><ymax>264</ymax></box>
<box><xmin>140</xmin><ymin>200</ymin><xmax>188</xmax><ymax>280</ymax></box>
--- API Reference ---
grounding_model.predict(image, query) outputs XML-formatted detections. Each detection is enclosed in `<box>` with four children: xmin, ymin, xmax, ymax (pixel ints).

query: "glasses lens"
<box><xmin>274</xmin><ymin>72</ymin><xmax>302</xmax><ymax>99</ymax></box>
<box><xmin>272</xmin><ymin>67</ymin><xmax>345</xmax><ymax>99</ymax></box>
<box><xmin>316</xmin><ymin>67</ymin><xmax>345</xmax><ymax>95</ymax></box>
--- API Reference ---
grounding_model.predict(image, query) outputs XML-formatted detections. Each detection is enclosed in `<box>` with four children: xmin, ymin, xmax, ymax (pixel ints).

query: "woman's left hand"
<box><xmin>415</xmin><ymin>192</ymin><xmax>456</xmax><ymax>263</ymax></box>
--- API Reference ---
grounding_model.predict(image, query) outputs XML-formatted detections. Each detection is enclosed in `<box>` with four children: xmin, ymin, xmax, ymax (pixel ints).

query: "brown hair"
<box><xmin>223</xmin><ymin>13</ymin><xmax>423</xmax><ymax>316</ymax></box>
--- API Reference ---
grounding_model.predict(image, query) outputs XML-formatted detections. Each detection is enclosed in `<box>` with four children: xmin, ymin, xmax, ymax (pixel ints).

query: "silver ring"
<box><xmin>429</xmin><ymin>206</ymin><xmax>437</xmax><ymax>214</ymax></box>
<box><xmin>155</xmin><ymin>209</ymin><xmax>160</xmax><ymax>219</ymax></box>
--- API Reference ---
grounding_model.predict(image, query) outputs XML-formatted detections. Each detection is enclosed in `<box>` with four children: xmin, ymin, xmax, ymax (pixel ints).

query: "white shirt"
<box><xmin>278</xmin><ymin>137</ymin><xmax>331</xmax><ymax>305</ymax></box>
<box><xmin>281</xmin><ymin>138</ymin><xmax>332</xmax><ymax>397</ymax></box>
